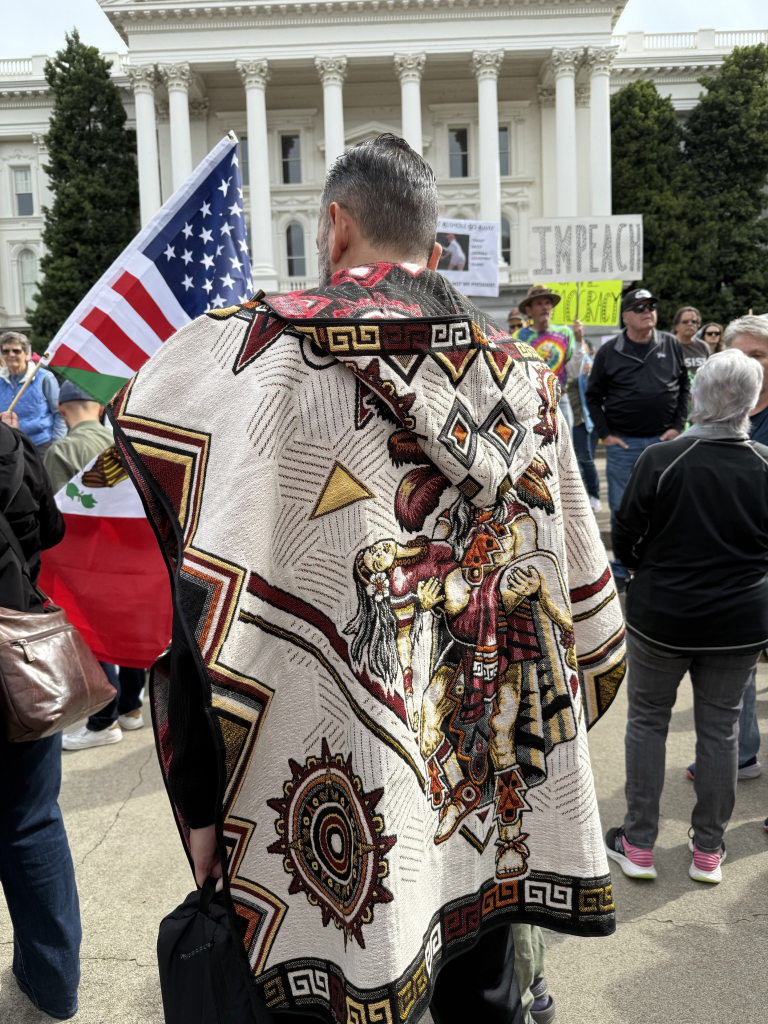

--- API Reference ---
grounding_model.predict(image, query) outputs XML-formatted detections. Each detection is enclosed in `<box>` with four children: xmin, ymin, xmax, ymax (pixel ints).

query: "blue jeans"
<box><xmin>738</xmin><ymin>666</ymin><xmax>761</xmax><ymax>764</ymax></box>
<box><xmin>90</xmin><ymin>664</ymin><xmax>144</xmax><ymax>731</ymax></box>
<box><xmin>0</xmin><ymin>731</ymin><xmax>81</xmax><ymax>1019</ymax></box>
<box><xmin>605</xmin><ymin>435</ymin><xmax>661</xmax><ymax>579</ymax></box>
<box><xmin>572</xmin><ymin>423</ymin><xmax>599</xmax><ymax>499</ymax></box>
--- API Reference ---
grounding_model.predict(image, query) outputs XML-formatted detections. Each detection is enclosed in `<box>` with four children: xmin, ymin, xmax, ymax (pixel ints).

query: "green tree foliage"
<box><xmin>29</xmin><ymin>30</ymin><xmax>138</xmax><ymax>350</ymax></box>
<box><xmin>611</xmin><ymin>46</ymin><xmax>768</xmax><ymax>327</ymax></box>
<box><xmin>610</xmin><ymin>80</ymin><xmax>703</xmax><ymax>327</ymax></box>
<box><xmin>684</xmin><ymin>44</ymin><xmax>768</xmax><ymax>322</ymax></box>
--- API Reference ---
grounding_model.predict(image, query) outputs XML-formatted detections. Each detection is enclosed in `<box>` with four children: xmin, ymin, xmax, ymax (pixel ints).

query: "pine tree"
<box><xmin>29</xmin><ymin>30</ymin><xmax>138</xmax><ymax>350</ymax></box>
<box><xmin>610</xmin><ymin>80</ymin><xmax>705</xmax><ymax>328</ymax></box>
<box><xmin>683</xmin><ymin>44</ymin><xmax>768</xmax><ymax>322</ymax></box>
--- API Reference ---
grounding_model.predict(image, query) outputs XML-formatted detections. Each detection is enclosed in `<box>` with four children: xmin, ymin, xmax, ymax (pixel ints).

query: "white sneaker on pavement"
<box><xmin>118</xmin><ymin>709</ymin><xmax>144</xmax><ymax>731</ymax></box>
<box><xmin>62</xmin><ymin>722</ymin><xmax>122</xmax><ymax>751</ymax></box>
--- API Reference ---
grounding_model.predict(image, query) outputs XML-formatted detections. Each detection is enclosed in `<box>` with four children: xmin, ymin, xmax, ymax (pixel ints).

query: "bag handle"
<box><xmin>199</xmin><ymin>876</ymin><xmax>219</xmax><ymax>917</ymax></box>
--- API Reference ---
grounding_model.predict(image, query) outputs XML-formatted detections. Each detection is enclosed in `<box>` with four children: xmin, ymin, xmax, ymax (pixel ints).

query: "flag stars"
<box><xmin>220</xmin><ymin>221</ymin><xmax>233</xmax><ymax>236</ymax></box>
<box><xmin>201</xmin><ymin>252</ymin><xmax>215</xmax><ymax>270</ymax></box>
<box><xmin>182</xmin><ymin>222</ymin><xmax>194</xmax><ymax>238</ymax></box>
<box><xmin>217</xmin><ymin>177</ymin><xmax>232</xmax><ymax>197</ymax></box>
<box><xmin>202</xmin><ymin>278</ymin><xmax>213</xmax><ymax>294</ymax></box>
<box><xmin>181</xmin><ymin>249</ymin><xmax>193</xmax><ymax>265</ymax></box>
<box><xmin>163</xmin><ymin>244</ymin><xmax>176</xmax><ymax>261</ymax></box>
<box><xmin>238</xmin><ymin>239</ymin><xmax>249</xmax><ymax>253</ymax></box>
<box><xmin>200</xmin><ymin>201</ymin><xmax>211</xmax><ymax>218</ymax></box>
<box><xmin>228</xmin><ymin>202</ymin><xmax>243</xmax><ymax>218</ymax></box>
<box><xmin>181</xmin><ymin>275</ymin><xmax>194</xmax><ymax>291</ymax></box>
<box><xmin>200</xmin><ymin>227</ymin><xmax>214</xmax><ymax>244</ymax></box>
<box><xmin>211</xmin><ymin>293</ymin><xmax>226</xmax><ymax>308</ymax></box>
<box><xmin>220</xmin><ymin>273</ymin><xmax>235</xmax><ymax>290</ymax></box>
<box><xmin>230</xmin><ymin>255</ymin><xmax>243</xmax><ymax>271</ymax></box>
<box><xmin>215</xmin><ymin>244</ymin><xmax>224</xmax><ymax>257</ymax></box>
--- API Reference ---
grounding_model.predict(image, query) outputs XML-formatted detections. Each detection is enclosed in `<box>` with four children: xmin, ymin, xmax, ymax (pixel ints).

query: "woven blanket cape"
<box><xmin>111</xmin><ymin>263</ymin><xmax>625</xmax><ymax>1023</ymax></box>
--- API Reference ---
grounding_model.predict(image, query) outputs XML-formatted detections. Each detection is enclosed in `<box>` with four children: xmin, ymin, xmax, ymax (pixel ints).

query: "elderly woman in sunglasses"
<box><xmin>0</xmin><ymin>332</ymin><xmax>66</xmax><ymax>457</ymax></box>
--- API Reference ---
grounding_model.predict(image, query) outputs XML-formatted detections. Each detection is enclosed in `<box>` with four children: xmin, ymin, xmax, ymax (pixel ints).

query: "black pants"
<box><xmin>89</xmin><ymin>665</ymin><xmax>144</xmax><ymax>731</ymax></box>
<box><xmin>274</xmin><ymin>925</ymin><xmax>523</xmax><ymax>1024</ymax></box>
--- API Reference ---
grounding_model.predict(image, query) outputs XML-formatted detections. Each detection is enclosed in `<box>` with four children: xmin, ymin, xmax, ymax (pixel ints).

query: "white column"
<box><xmin>159</xmin><ymin>63</ymin><xmax>193</xmax><ymax>190</ymax></box>
<box><xmin>236</xmin><ymin>59</ymin><xmax>278</xmax><ymax>292</ymax></box>
<box><xmin>126</xmin><ymin>66</ymin><xmax>161</xmax><ymax>225</ymax></box>
<box><xmin>394</xmin><ymin>53</ymin><xmax>425</xmax><ymax>155</ymax></box>
<box><xmin>537</xmin><ymin>85</ymin><xmax>556</xmax><ymax>217</ymax></box>
<box><xmin>315</xmin><ymin>57</ymin><xmax>347</xmax><ymax>169</ymax></box>
<box><xmin>584</xmin><ymin>47</ymin><xmax>617</xmax><ymax>216</ymax></box>
<box><xmin>550</xmin><ymin>49</ymin><xmax>581</xmax><ymax>217</ymax></box>
<box><xmin>472</xmin><ymin>51</ymin><xmax>504</xmax><ymax>254</ymax></box>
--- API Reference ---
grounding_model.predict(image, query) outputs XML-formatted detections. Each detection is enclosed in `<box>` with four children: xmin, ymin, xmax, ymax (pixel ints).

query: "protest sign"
<box><xmin>545</xmin><ymin>281</ymin><xmax>622</xmax><ymax>327</ymax></box>
<box><xmin>437</xmin><ymin>218</ymin><xmax>499</xmax><ymax>297</ymax></box>
<box><xmin>528</xmin><ymin>216</ymin><xmax>643</xmax><ymax>283</ymax></box>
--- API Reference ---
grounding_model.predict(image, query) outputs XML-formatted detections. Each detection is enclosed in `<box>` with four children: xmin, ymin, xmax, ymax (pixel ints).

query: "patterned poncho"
<box><xmin>111</xmin><ymin>263</ymin><xmax>625</xmax><ymax>1024</ymax></box>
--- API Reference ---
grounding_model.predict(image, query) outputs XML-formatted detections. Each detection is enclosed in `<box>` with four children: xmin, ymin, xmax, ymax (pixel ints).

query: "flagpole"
<box><xmin>7</xmin><ymin>356</ymin><xmax>49</xmax><ymax>414</ymax></box>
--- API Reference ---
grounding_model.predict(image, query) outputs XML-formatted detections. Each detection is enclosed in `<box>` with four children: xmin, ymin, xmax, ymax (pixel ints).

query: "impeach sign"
<box><xmin>528</xmin><ymin>216</ymin><xmax>643</xmax><ymax>283</ymax></box>
<box><xmin>546</xmin><ymin>281</ymin><xmax>622</xmax><ymax>327</ymax></box>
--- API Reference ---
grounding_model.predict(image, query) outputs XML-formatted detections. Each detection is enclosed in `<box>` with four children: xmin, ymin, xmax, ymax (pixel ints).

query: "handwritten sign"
<box><xmin>528</xmin><ymin>216</ymin><xmax>643</xmax><ymax>283</ymax></box>
<box><xmin>546</xmin><ymin>281</ymin><xmax>622</xmax><ymax>327</ymax></box>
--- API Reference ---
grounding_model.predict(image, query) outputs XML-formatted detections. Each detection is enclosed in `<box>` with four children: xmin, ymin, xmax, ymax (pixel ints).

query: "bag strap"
<box><xmin>199</xmin><ymin>876</ymin><xmax>219</xmax><ymax>917</ymax></box>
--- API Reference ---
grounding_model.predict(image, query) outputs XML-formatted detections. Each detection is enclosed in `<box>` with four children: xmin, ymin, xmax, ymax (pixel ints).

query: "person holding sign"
<box><xmin>513</xmin><ymin>285</ymin><xmax>584</xmax><ymax>432</ymax></box>
<box><xmin>585</xmin><ymin>288</ymin><xmax>690</xmax><ymax>590</ymax></box>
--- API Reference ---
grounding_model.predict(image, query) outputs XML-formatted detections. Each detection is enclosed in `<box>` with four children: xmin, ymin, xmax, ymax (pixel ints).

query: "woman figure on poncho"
<box><xmin>345</xmin><ymin>494</ymin><xmax>579</xmax><ymax>879</ymax></box>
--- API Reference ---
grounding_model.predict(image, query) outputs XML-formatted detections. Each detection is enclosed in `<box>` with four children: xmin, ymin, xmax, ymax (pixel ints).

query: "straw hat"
<box><xmin>519</xmin><ymin>285</ymin><xmax>562</xmax><ymax>316</ymax></box>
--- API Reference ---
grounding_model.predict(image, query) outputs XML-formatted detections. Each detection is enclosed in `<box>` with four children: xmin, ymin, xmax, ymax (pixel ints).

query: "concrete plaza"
<box><xmin>2</xmin><ymin>659</ymin><xmax>767</xmax><ymax>1024</ymax></box>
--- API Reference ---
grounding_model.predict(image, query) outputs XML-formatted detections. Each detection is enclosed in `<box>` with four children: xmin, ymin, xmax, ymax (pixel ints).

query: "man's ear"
<box><xmin>428</xmin><ymin>242</ymin><xmax>442</xmax><ymax>271</ymax></box>
<box><xmin>329</xmin><ymin>202</ymin><xmax>350</xmax><ymax>263</ymax></box>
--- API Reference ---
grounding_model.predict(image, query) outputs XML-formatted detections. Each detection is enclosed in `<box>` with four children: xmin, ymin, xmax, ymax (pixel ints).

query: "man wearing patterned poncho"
<box><xmin>110</xmin><ymin>135</ymin><xmax>626</xmax><ymax>1024</ymax></box>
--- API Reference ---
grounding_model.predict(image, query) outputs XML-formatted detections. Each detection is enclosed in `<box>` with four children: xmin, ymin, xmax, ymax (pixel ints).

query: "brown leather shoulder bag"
<box><xmin>0</xmin><ymin>510</ymin><xmax>115</xmax><ymax>742</ymax></box>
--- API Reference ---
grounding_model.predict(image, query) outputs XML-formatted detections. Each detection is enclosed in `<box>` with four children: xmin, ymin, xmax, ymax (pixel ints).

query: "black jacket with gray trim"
<box><xmin>613</xmin><ymin>433</ymin><xmax>768</xmax><ymax>653</ymax></box>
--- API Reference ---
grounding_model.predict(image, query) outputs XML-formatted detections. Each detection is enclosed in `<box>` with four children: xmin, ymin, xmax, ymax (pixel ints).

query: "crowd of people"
<box><xmin>0</xmin><ymin>133</ymin><xmax>766</xmax><ymax>1024</ymax></box>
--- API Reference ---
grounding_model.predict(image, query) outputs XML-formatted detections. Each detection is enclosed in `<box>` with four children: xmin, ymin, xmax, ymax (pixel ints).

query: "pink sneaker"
<box><xmin>688</xmin><ymin>837</ymin><xmax>726</xmax><ymax>884</ymax></box>
<box><xmin>605</xmin><ymin>826</ymin><xmax>657</xmax><ymax>879</ymax></box>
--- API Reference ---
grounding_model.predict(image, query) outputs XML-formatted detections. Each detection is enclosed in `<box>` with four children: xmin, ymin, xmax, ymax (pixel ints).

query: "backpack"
<box><xmin>157</xmin><ymin>877</ymin><xmax>273</xmax><ymax>1024</ymax></box>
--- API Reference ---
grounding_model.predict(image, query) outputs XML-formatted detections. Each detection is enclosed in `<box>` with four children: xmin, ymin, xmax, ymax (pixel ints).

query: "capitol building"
<box><xmin>1</xmin><ymin>0</ymin><xmax>766</xmax><ymax>328</ymax></box>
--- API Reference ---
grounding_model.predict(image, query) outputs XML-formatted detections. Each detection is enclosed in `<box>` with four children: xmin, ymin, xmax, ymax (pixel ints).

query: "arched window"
<box><xmin>286</xmin><ymin>222</ymin><xmax>306</xmax><ymax>278</ymax></box>
<box><xmin>19</xmin><ymin>250</ymin><xmax>39</xmax><ymax>312</ymax></box>
<box><xmin>501</xmin><ymin>216</ymin><xmax>511</xmax><ymax>266</ymax></box>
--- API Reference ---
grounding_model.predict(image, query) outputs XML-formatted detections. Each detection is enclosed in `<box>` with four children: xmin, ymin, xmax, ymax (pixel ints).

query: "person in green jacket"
<box><xmin>42</xmin><ymin>380</ymin><xmax>113</xmax><ymax>496</ymax></box>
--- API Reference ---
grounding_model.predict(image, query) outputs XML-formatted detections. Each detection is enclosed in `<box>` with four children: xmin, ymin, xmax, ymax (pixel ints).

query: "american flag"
<box><xmin>45</xmin><ymin>134</ymin><xmax>252</xmax><ymax>404</ymax></box>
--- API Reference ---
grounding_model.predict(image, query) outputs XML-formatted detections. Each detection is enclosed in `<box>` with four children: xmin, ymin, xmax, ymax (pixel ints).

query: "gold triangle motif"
<box><xmin>309</xmin><ymin>461</ymin><xmax>376</xmax><ymax>519</ymax></box>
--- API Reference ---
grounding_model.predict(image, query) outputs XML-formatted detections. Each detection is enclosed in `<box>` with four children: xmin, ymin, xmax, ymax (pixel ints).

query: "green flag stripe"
<box><xmin>53</xmin><ymin>367</ymin><xmax>129</xmax><ymax>405</ymax></box>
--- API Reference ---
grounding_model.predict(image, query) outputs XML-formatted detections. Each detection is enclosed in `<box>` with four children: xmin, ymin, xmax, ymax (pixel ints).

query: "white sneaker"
<box><xmin>687</xmin><ymin>837</ymin><xmax>727</xmax><ymax>884</ymax></box>
<box><xmin>589</xmin><ymin>495</ymin><xmax>602</xmax><ymax>514</ymax></box>
<box><xmin>118</xmin><ymin>709</ymin><xmax>145</xmax><ymax>731</ymax></box>
<box><xmin>62</xmin><ymin>722</ymin><xmax>122</xmax><ymax>751</ymax></box>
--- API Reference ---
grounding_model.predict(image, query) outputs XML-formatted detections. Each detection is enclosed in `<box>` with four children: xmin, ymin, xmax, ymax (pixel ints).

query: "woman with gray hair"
<box><xmin>604</xmin><ymin>348</ymin><xmax>768</xmax><ymax>885</ymax></box>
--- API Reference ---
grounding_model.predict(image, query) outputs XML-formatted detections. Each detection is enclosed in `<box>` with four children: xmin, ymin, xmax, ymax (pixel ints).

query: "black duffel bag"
<box><xmin>157</xmin><ymin>877</ymin><xmax>272</xmax><ymax>1024</ymax></box>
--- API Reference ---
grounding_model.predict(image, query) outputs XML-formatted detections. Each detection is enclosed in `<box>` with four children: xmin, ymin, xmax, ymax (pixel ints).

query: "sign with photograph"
<box><xmin>545</xmin><ymin>280</ymin><xmax>622</xmax><ymax>327</ymax></box>
<box><xmin>437</xmin><ymin>218</ymin><xmax>499</xmax><ymax>297</ymax></box>
<box><xmin>528</xmin><ymin>215</ymin><xmax>643</xmax><ymax>283</ymax></box>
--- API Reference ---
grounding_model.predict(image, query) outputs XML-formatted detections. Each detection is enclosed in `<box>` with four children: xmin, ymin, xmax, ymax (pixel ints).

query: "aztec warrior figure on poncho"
<box><xmin>110</xmin><ymin>136</ymin><xmax>626</xmax><ymax>1024</ymax></box>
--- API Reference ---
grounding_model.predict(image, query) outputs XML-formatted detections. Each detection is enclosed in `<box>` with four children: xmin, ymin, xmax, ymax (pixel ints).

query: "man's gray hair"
<box><xmin>724</xmin><ymin>314</ymin><xmax>768</xmax><ymax>347</ymax></box>
<box><xmin>0</xmin><ymin>332</ymin><xmax>30</xmax><ymax>354</ymax></box>
<box><xmin>319</xmin><ymin>134</ymin><xmax>438</xmax><ymax>275</ymax></box>
<box><xmin>691</xmin><ymin>348</ymin><xmax>763</xmax><ymax>434</ymax></box>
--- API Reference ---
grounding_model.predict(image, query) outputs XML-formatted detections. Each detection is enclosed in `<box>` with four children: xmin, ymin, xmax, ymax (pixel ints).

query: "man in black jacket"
<box><xmin>586</xmin><ymin>288</ymin><xmax>690</xmax><ymax>586</ymax></box>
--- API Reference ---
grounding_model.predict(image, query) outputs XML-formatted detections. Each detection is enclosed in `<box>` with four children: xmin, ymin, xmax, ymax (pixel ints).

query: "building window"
<box><xmin>240</xmin><ymin>137</ymin><xmax>249</xmax><ymax>187</ymax></box>
<box><xmin>281</xmin><ymin>134</ymin><xmax>301</xmax><ymax>184</ymax></box>
<box><xmin>13</xmin><ymin>168</ymin><xmax>33</xmax><ymax>217</ymax></box>
<box><xmin>286</xmin><ymin>223</ymin><xmax>306</xmax><ymax>277</ymax></box>
<box><xmin>19</xmin><ymin>250</ymin><xmax>39</xmax><ymax>311</ymax></box>
<box><xmin>501</xmin><ymin>216</ymin><xmax>511</xmax><ymax>266</ymax></box>
<box><xmin>448</xmin><ymin>128</ymin><xmax>468</xmax><ymax>178</ymax></box>
<box><xmin>499</xmin><ymin>127</ymin><xmax>510</xmax><ymax>177</ymax></box>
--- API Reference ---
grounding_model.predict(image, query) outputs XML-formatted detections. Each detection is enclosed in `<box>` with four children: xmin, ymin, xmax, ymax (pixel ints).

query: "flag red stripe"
<box><xmin>79</xmin><ymin>308</ymin><xmax>151</xmax><ymax>373</ymax></box>
<box><xmin>112</xmin><ymin>271</ymin><xmax>176</xmax><ymax>342</ymax></box>
<box><xmin>48</xmin><ymin>343</ymin><xmax>97</xmax><ymax>374</ymax></box>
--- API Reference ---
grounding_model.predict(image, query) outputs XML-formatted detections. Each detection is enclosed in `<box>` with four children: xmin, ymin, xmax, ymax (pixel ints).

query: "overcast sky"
<box><xmin>1</xmin><ymin>0</ymin><xmax>766</xmax><ymax>57</ymax></box>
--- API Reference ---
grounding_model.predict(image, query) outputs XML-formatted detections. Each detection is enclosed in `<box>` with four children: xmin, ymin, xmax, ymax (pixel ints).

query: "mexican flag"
<box><xmin>39</xmin><ymin>446</ymin><xmax>173</xmax><ymax>668</ymax></box>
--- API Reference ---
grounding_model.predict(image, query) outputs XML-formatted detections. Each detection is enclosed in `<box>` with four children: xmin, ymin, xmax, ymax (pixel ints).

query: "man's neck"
<box><xmin>625</xmin><ymin>325</ymin><xmax>654</xmax><ymax>343</ymax></box>
<box><xmin>677</xmin><ymin>334</ymin><xmax>694</xmax><ymax>345</ymax></box>
<box><xmin>533</xmin><ymin>319</ymin><xmax>551</xmax><ymax>334</ymax></box>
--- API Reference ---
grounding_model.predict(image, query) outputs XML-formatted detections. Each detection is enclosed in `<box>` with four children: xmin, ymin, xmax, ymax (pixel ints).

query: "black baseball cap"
<box><xmin>621</xmin><ymin>288</ymin><xmax>658</xmax><ymax>313</ymax></box>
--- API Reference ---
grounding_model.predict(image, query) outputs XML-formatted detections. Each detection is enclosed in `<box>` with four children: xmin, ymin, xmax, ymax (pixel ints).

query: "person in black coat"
<box><xmin>0</xmin><ymin>419</ymin><xmax>81</xmax><ymax>1019</ymax></box>
<box><xmin>604</xmin><ymin>349</ymin><xmax>768</xmax><ymax>886</ymax></box>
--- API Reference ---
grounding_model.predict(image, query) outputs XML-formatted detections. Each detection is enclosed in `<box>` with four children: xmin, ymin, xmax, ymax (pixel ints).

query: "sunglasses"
<box><xmin>680</xmin><ymin>319</ymin><xmax>700</xmax><ymax>326</ymax></box>
<box><xmin>704</xmin><ymin>330</ymin><xmax>721</xmax><ymax>337</ymax></box>
<box><xmin>627</xmin><ymin>303</ymin><xmax>656</xmax><ymax>314</ymax></box>
<box><xmin>2</xmin><ymin>349</ymin><xmax>23</xmax><ymax>356</ymax></box>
